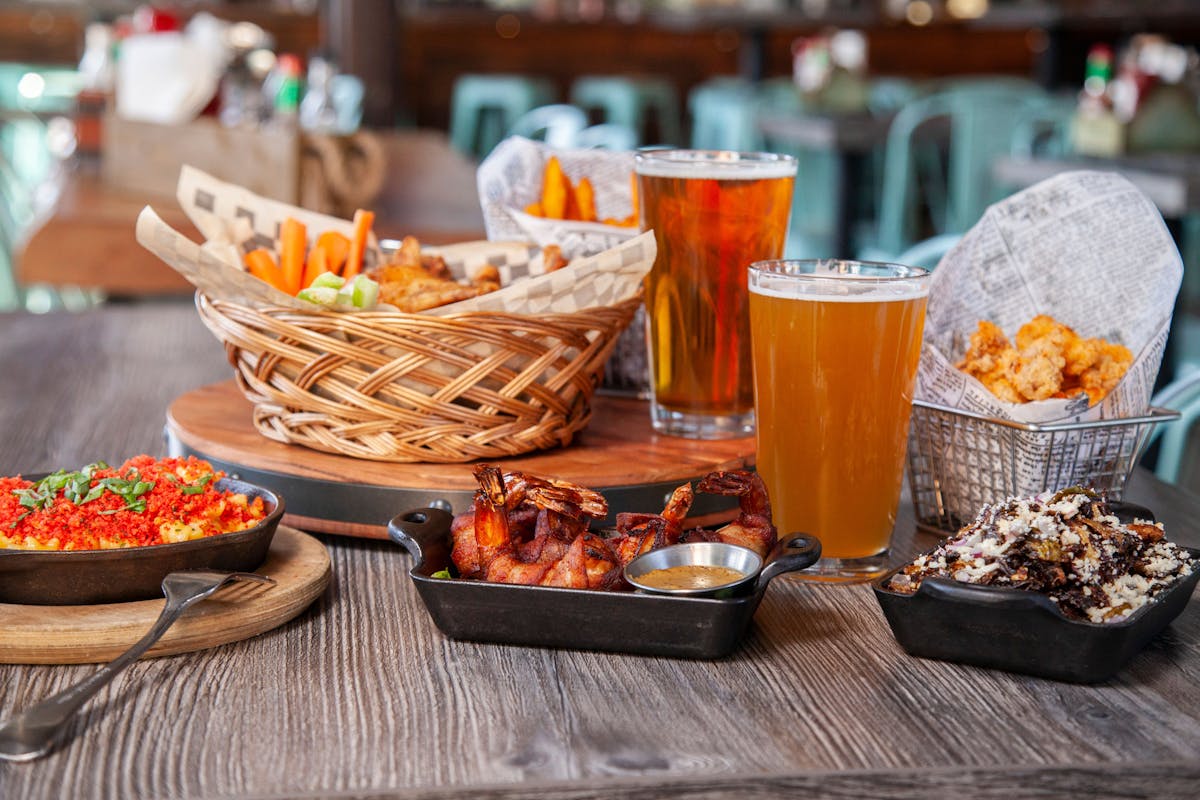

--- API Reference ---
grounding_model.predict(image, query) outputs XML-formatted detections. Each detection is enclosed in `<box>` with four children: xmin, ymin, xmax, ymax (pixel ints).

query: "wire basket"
<box><xmin>906</xmin><ymin>399</ymin><xmax>1179</xmax><ymax>536</ymax></box>
<box><xmin>197</xmin><ymin>292</ymin><xmax>642</xmax><ymax>463</ymax></box>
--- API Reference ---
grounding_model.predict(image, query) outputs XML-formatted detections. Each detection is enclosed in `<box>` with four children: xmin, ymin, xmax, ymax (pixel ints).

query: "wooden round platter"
<box><xmin>0</xmin><ymin>527</ymin><xmax>329</xmax><ymax>665</ymax></box>
<box><xmin>165</xmin><ymin>381</ymin><xmax>757</xmax><ymax>539</ymax></box>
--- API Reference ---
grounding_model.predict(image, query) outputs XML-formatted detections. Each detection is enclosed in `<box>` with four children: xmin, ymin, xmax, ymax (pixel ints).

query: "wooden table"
<box><xmin>15</xmin><ymin>129</ymin><xmax>488</xmax><ymax>297</ymax></box>
<box><xmin>758</xmin><ymin>110</ymin><xmax>894</xmax><ymax>258</ymax></box>
<box><xmin>2</xmin><ymin>302</ymin><xmax>1200</xmax><ymax>798</ymax></box>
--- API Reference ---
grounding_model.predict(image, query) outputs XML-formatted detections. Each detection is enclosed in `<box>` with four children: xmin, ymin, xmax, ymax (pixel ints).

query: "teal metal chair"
<box><xmin>861</xmin><ymin>78</ymin><xmax>1049</xmax><ymax>262</ymax></box>
<box><xmin>1008</xmin><ymin>93</ymin><xmax>1076</xmax><ymax>158</ymax></box>
<box><xmin>573</xmin><ymin>122</ymin><xmax>637</xmax><ymax>151</ymax></box>
<box><xmin>448</xmin><ymin>74</ymin><xmax>555</xmax><ymax>159</ymax></box>
<box><xmin>570</xmin><ymin>76</ymin><xmax>682</xmax><ymax>147</ymax></box>
<box><xmin>1144</xmin><ymin>371</ymin><xmax>1200</xmax><ymax>484</ymax></box>
<box><xmin>0</xmin><ymin>63</ymin><xmax>90</xmax><ymax>312</ymax></box>
<box><xmin>893</xmin><ymin>232</ymin><xmax>962</xmax><ymax>270</ymax></box>
<box><xmin>688</xmin><ymin>78</ymin><xmax>758</xmax><ymax>151</ymax></box>
<box><xmin>508</xmin><ymin>104</ymin><xmax>588</xmax><ymax>148</ymax></box>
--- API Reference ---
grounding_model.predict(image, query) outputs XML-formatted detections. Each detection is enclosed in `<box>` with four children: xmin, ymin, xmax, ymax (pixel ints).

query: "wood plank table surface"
<box><xmin>3</xmin><ymin>302</ymin><xmax>1200</xmax><ymax>799</ymax></box>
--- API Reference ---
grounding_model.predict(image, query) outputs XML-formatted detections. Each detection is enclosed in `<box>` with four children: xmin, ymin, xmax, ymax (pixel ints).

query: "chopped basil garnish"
<box><xmin>9</xmin><ymin>461</ymin><xmax>156</xmax><ymax>521</ymax></box>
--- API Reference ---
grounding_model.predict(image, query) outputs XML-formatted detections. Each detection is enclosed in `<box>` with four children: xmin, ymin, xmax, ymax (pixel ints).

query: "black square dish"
<box><xmin>388</xmin><ymin>508</ymin><xmax>821</xmax><ymax>659</ymax></box>
<box><xmin>872</xmin><ymin>543</ymin><xmax>1200</xmax><ymax>683</ymax></box>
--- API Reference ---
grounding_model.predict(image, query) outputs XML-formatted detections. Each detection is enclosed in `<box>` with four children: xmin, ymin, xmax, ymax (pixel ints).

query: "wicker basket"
<box><xmin>197</xmin><ymin>292</ymin><xmax>642</xmax><ymax>462</ymax></box>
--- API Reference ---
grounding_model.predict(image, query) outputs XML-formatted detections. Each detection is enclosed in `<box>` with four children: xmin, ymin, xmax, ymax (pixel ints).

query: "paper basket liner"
<box><xmin>916</xmin><ymin>170</ymin><xmax>1181</xmax><ymax>424</ymax></box>
<box><xmin>477</xmin><ymin>136</ymin><xmax>639</xmax><ymax>259</ymax></box>
<box><xmin>909</xmin><ymin>170</ymin><xmax>1183</xmax><ymax>521</ymax></box>
<box><xmin>136</xmin><ymin>165</ymin><xmax>656</xmax><ymax>316</ymax></box>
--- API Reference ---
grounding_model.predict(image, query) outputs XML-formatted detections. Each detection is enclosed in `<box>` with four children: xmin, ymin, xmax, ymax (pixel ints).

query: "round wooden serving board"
<box><xmin>165</xmin><ymin>381</ymin><xmax>757</xmax><ymax>538</ymax></box>
<box><xmin>0</xmin><ymin>527</ymin><xmax>330</xmax><ymax>665</ymax></box>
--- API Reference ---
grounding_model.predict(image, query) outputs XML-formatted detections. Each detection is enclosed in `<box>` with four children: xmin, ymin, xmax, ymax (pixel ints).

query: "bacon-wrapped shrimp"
<box><xmin>451</xmin><ymin>465</ymin><xmax>620</xmax><ymax>589</ymax></box>
<box><xmin>607</xmin><ymin>482</ymin><xmax>694</xmax><ymax>566</ymax></box>
<box><xmin>683</xmin><ymin>470</ymin><xmax>777</xmax><ymax>559</ymax></box>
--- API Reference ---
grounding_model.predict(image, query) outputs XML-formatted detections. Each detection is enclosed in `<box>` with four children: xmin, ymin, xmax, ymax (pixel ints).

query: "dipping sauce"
<box><xmin>636</xmin><ymin>564</ymin><xmax>746</xmax><ymax>591</ymax></box>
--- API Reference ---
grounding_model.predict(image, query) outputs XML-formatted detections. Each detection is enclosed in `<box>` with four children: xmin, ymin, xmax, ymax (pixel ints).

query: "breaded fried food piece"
<box><xmin>1064</xmin><ymin>336</ymin><xmax>1105</xmax><ymax>377</ymax></box>
<box><xmin>1078</xmin><ymin>342</ymin><xmax>1134</xmax><ymax>404</ymax></box>
<box><xmin>1015</xmin><ymin>314</ymin><xmax>1078</xmax><ymax>353</ymax></box>
<box><xmin>956</xmin><ymin>320</ymin><xmax>1013</xmax><ymax>377</ymax></box>
<box><xmin>956</xmin><ymin>315</ymin><xmax>1132</xmax><ymax>406</ymax></box>
<box><xmin>542</xmin><ymin>244</ymin><xmax>569</xmax><ymax>273</ymax></box>
<box><xmin>1011</xmin><ymin>341</ymin><xmax>1066</xmax><ymax>401</ymax></box>
<box><xmin>374</xmin><ymin>261</ymin><xmax>486</xmax><ymax>312</ymax></box>
<box><xmin>471</xmin><ymin>264</ymin><xmax>501</xmax><ymax>293</ymax></box>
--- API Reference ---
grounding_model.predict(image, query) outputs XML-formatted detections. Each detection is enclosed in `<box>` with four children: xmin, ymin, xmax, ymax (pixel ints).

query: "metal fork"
<box><xmin>0</xmin><ymin>569</ymin><xmax>274</xmax><ymax>762</ymax></box>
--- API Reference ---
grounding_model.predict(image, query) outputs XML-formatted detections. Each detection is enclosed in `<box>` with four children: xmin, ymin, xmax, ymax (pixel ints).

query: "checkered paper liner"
<box><xmin>135</xmin><ymin>165</ymin><xmax>655</xmax><ymax>315</ymax></box>
<box><xmin>477</xmin><ymin>137</ymin><xmax>639</xmax><ymax>260</ymax></box>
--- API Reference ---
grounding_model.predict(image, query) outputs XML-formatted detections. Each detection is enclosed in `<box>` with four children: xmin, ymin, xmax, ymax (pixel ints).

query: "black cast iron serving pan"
<box><xmin>0</xmin><ymin>477</ymin><xmax>284</xmax><ymax>606</ymax></box>
<box><xmin>872</xmin><ymin>502</ymin><xmax>1200</xmax><ymax>683</ymax></box>
<box><xmin>388</xmin><ymin>507</ymin><xmax>822</xmax><ymax>659</ymax></box>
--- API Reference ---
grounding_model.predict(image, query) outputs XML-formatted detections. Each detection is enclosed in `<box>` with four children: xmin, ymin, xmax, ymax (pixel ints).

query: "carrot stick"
<box><xmin>629</xmin><ymin>171</ymin><xmax>639</xmax><ymax>222</ymax></box>
<box><xmin>343</xmin><ymin>209</ymin><xmax>375</xmax><ymax>279</ymax></box>
<box><xmin>279</xmin><ymin>217</ymin><xmax>307</xmax><ymax>295</ymax></box>
<box><xmin>302</xmin><ymin>246</ymin><xmax>329</xmax><ymax>289</ymax></box>
<box><xmin>576</xmin><ymin>177</ymin><xmax>597</xmax><ymax>222</ymax></box>
<box><xmin>315</xmin><ymin>230</ymin><xmax>350</xmax><ymax>276</ymax></box>
<box><xmin>243</xmin><ymin>248</ymin><xmax>287</xmax><ymax>292</ymax></box>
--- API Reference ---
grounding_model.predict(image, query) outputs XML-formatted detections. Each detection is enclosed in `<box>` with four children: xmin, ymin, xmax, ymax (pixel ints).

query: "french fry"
<box><xmin>575</xmin><ymin>177</ymin><xmax>597</xmax><ymax>222</ymax></box>
<box><xmin>244</xmin><ymin>248</ymin><xmax>287</xmax><ymax>292</ymax></box>
<box><xmin>524</xmin><ymin>201</ymin><xmax>543</xmax><ymax>216</ymax></box>
<box><xmin>315</xmin><ymin>230</ymin><xmax>350</xmax><ymax>276</ymax></box>
<box><xmin>541</xmin><ymin>156</ymin><xmax>569</xmax><ymax>219</ymax></box>
<box><xmin>564</xmin><ymin>181</ymin><xmax>582</xmax><ymax>221</ymax></box>
<box><xmin>629</xmin><ymin>171</ymin><xmax>639</xmax><ymax>221</ymax></box>
<box><xmin>279</xmin><ymin>217</ymin><xmax>307</xmax><ymax>295</ymax></box>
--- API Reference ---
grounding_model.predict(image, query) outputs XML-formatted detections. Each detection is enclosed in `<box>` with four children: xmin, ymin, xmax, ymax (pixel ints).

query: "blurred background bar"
<box><xmin>2</xmin><ymin>0</ymin><xmax>1200</xmax><ymax>483</ymax></box>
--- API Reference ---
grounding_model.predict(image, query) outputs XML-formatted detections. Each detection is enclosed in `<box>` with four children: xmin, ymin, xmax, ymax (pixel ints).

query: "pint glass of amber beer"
<box><xmin>635</xmin><ymin>150</ymin><xmax>796</xmax><ymax>439</ymax></box>
<box><xmin>748</xmin><ymin>260</ymin><xmax>931</xmax><ymax>582</ymax></box>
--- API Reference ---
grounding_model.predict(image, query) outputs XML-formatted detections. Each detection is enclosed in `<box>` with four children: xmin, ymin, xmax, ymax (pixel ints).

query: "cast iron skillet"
<box><xmin>388</xmin><ymin>507</ymin><xmax>821</xmax><ymax>659</ymax></box>
<box><xmin>0</xmin><ymin>477</ymin><xmax>284</xmax><ymax>606</ymax></box>
<box><xmin>872</xmin><ymin>501</ymin><xmax>1200</xmax><ymax>683</ymax></box>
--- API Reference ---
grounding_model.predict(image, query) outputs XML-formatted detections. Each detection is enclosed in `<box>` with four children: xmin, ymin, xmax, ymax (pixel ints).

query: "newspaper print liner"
<box><xmin>908</xmin><ymin>170</ymin><xmax>1183</xmax><ymax>527</ymax></box>
<box><xmin>134</xmin><ymin>165</ymin><xmax>655</xmax><ymax>316</ymax></box>
<box><xmin>477</xmin><ymin>136</ymin><xmax>639</xmax><ymax>260</ymax></box>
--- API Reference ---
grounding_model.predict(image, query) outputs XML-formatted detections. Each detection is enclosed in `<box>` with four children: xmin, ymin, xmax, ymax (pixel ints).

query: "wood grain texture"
<box><xmin>2</xmin><ymin>304</ymin><xmax>1200</xmax><ymax>799</ymax></box>
<box><xmin>0</xmin><ymin>527</ymin><xmax>330</xmax><ymax>664</ymax></box>
<box><xmin>166</xmin><ymin>381</ymin><xmax>755</xmax><ymax>492</ymax></box>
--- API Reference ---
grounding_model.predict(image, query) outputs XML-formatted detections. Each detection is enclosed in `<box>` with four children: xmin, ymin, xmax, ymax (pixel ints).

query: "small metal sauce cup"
<box><xmin>624</xmin><ymin>542</ymin><xmax>763</xmax><ymax>598</ymax></box>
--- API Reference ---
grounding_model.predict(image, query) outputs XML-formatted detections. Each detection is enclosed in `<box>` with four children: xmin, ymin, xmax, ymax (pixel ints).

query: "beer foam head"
<box><xmin>749</xmin><ymin>259</ymin><xmax>930</xmax><ymax>302</ymax></box>
<box><xmin>635</xmin><ymin>150</ymin><xmax>797</xmax><ymax>180</ymax></box>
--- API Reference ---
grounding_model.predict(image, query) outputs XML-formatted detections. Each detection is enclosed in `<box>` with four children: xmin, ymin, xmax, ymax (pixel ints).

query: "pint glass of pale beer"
<box><xmin>748</xmin><ymin>260</ymin><xmax>931</xmax><ymax>582</ymax></box>
<box><xmin>635</xmin><ymin>150</ymin><xmax>796</xmax><ymax>439</ymax></box>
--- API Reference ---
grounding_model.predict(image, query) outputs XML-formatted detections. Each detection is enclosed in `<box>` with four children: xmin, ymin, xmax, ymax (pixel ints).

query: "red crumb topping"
<box><xmin>0</xmin><ymin>455</ymin><xmax>268</xmax><ymax>550</ymax></box>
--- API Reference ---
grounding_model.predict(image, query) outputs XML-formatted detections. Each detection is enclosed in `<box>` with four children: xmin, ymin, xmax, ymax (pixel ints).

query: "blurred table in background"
<box><xmin>758</xmin><ymin>110</ymin><xmax>893</xmax><ymax>257</ymax></box>
<box><xmin>994</xmin><ymin>153</ymin><xmax>1200</xmax><ymax>220</ymax></box>
<box><xmin>16</xmin><ymin>129</ymin><xmax>487</xmax><ymax>297</ymax></box>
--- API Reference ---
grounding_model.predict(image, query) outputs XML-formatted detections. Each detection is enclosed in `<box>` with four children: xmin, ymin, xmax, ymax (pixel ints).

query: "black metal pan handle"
<box><xmin>387</xmin><ymin>507</ymin><xmax>455</xmax><ymax>573</ymax></box>
<box><xmin>915</xmin><ymin>576</ymin><xmax>1063</xmax><ymax>614</ymax></box>
<box><xmin>755</xmin><ymin>532</ymin><xmax>822</xmax><ymax>591</ymax></box>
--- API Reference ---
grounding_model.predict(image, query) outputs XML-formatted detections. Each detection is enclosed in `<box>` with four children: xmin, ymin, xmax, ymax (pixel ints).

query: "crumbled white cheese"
<box><xmin>888</xmin><ymin>489</ymin><xmax>1194</xmax><ymax>623</ymax></box>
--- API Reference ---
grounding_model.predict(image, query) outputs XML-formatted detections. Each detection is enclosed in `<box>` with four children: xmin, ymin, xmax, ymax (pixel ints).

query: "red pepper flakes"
<box><xmin>0</xmin><ymin>455</ymin><xmax>267</xmax><ymax>550</ymax></box>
